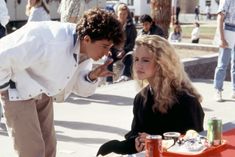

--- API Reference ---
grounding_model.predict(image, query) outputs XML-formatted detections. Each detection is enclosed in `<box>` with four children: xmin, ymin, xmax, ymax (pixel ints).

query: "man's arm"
<box><xmin>217</xmin><ymin>12</ymin><xmax>228</xmax><ymax>48</ymax></box>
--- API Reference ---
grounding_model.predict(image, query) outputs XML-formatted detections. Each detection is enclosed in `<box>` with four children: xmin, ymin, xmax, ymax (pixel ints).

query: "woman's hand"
<box><xmin>88</xmin><ymin>59</ymin><xmax>114</xmax><ymax>81</ymax></box>
<box><xmin>135</xmin><ymin>132</ymin><xmax>149</xmax><ymax>152</ymax></box>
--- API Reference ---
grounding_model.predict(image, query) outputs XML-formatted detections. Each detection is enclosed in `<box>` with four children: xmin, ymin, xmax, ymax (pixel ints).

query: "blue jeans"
<box><xmin>214</xmin><ymin>47</ymin><xmax>235</xmax><ymax>91</ymax></box>
<box><xmin>0</xmin><ymin>24</ymin><xmax>6</xmax><ymax>38</ymax></box>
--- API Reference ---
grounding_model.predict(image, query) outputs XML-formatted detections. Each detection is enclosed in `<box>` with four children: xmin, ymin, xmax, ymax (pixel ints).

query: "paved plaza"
<box><xmin>1</xmin><ymin>79</ymin><xmax>235</xmax><ymax>157</ymax></box>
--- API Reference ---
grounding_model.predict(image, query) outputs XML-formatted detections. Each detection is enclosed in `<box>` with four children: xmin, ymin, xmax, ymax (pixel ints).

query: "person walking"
<box><xmin>214</xmin><ymin>0</ymin><xmax>235</xmax><ymax>102</ymax></box>
<box><xmin>194</xmin><ymin>5</ymin><xmax>200</xmax><ymax>21</ymax></box>
<box><xmin>0</xmin><ymin>0</ymin><xmax>10</xmax><ymax>123</ymax></box>
<box><xmin>176</xmin><ymin>5</ymin><xmax>181</xmax><ymax>23</ymax></box>
<box><xmin>97</xmin><ymin>35</ymin><xmax>204</xmax><ymax>156</ymax></box>
<box><xmin>26</xmin><ymin>0</ymin><xmax>51</xmax><ymax>22</ymax></box>
<box><xmin>0</xmin><ymin>8</ymin><xmax>123</xmax><ymax>157</ymax></box>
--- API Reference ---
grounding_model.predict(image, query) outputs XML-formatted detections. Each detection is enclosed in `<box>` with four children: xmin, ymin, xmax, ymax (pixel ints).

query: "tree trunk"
<box><xmin>150</xmin><ymin>0</ymin><xmax>171</xmax><ymax>38</ymax></box>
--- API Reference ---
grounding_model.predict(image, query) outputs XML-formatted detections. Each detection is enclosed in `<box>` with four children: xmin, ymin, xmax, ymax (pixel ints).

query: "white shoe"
<box><xmin>215</xmin><ymin>90</ymin><xmax>223</xmax><ymax>102</ymax></box>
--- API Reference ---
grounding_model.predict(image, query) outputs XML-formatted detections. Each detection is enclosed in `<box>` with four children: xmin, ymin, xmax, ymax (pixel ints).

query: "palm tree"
<box><xmin>150</xmin><ymin>0</ymin><xmax>171</xmax><ymax>38</ymax></box>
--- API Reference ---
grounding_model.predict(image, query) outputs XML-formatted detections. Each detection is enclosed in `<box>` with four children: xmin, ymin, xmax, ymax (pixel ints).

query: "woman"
<box><xmin>26</xmin><ymin>0</ymin><xmax>50</xmax><ymax>22</ymax></box>
<box><xmin>97</xmin><ymin>35</ymin><xmax>204</xmax><ymax>156</ymax></box>
<box><xmin>106</xmin><ymin>3</ymin><xmax>137</xmax><ymax>83</ymax></box>
<box><xmin>168</xmin><ymin>22</ymin><xmax>182</xmax><ymax>42</ymax></box>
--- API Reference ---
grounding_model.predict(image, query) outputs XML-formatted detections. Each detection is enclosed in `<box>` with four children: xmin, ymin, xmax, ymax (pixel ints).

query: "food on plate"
<box><xmin>162</xmin><ymin>139</ymin><xmax>175</xmax><ymax>150</ymax></box>
<box><xmin>184</xmin><ymin>129</ymin><xmax>199</xmax><ymax>139</ymax></box>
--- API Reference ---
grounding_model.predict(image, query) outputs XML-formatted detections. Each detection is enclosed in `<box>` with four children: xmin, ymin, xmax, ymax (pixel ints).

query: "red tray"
<box><xmin>163</xmin><ymin>140</ymin><xmax>227</xmax><ymax>157</ymax></box>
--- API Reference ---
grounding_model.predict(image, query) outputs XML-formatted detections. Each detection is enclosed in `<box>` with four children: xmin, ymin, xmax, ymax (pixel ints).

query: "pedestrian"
<box><xmin>139</xmin><ymin>14</ymin><xmax>164</xmax><ymax>37</ymax></box>
<box><xmin>191</xmin><ymin>22</ymin><xmax>200</xmax><ymax>43</ymax></box>
<box><xmin>0</xmin><ymin>8</ymin><xmax>123</xmax><ymax>157</ymax></box>
<box><xmin>213</xmin><ymin>0</ymin><xmax>235</xmax><ymax>102</ymax></box>
<box><xmin>206</xmin><ymin>5</ymin><xmax>211</xmax><ymax>20</ymax></box>
<box><xmin>194</xmin><ymin>5</ymin><xmax>200</xmax><ymax>21</ymax></box>
<box><xmin>106</xmin><ymin>3</ymin><xmax>137</xmax><ymax>84</ymax></box>
<box><xmin>0</xmin><ymin>0</ymin><xmax>10</xmax><ymax>123</ymax></box>
<box><xmin>168</xmin><ymin>22</ymin><xmax>182</xmax><ymax>42</ymax></box>
<box><xmin>58</xmin><ymin>0</ymin><xmax>92</xmax><ymax>23</ymax></box>
<box><xmin>97</xmin><ymin>35</ymin><xmax>204</xmax><ymax>156</ymax></box>
<box><xmin>0</xmin><ymin>0</ymin><xmax>9</xmax><ymax>38</ymax></box>
<box><xmin>26</xmin><ymin>0</ymin><xmax>51</xmax><ymax>22</ymax></box>
<box><xmin>176</xmin><ymin>5</ymin><xmax>181</xmax><ymax>23</ymax></box>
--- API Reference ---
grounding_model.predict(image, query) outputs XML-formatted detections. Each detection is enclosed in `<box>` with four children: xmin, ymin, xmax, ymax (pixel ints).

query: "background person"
<box><xmin>26</xmin><ymin>0</ymin><xmax>51</xmax><ymax>22</ymax></box>
<box><xmin>0</xmin><ymin>8</ymin><xmax>123</xmax><ymax>157</ymax></box>
<box><xmin>138</xmin><ymin>14</ymin><xmax>164</xmax><ymax>37</ymax></box>
<box><xmin>0</xmin><ymin>0</ymin><xmax>10</xmax><ymax>123</ymax></box>
<box><xmin>106</xmin><ymin>3</ymin><xmax>137</xmax><ymax>84</ymax></box>
<box><xmin>194</xmin><ymin>5</ymin><xmax>200</xmax><ymax>21</ymax></box>
<box><xmin>97</xmin><ymin>35</ymin><xmax>204</xmax><ymax>156</ymax></box>
<box><xmin>191</xmin><ymin>22</ymin><xmax>200</xmax><ymax>43</ymax></box>
<box><xmin>213</xmin><ymin>0</ymin><xmax>235</xmax><ymax>102</ymax></box>
<box><xmin>58</xmin><ymin>0</ymin><xmax>92</xmax><ymax>23</ymax></box>
<box><xmin>168</xmin><ymin>22</ymin><xmax>182</xmax><ymax>42</ymax></box>
<box><xmin>0</xmin><ymin>0</ymin><xmax>9</xmax><ymax>38</ymax></box>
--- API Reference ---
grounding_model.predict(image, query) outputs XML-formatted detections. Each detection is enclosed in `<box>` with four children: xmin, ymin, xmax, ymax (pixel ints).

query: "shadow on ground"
<box><xmin>65</xmin><ymin>93</ymin><xmax>133</xmax><ymax>106</ymax></box>
<box><xmin>55</xmin><ymin>120</ymin><xmax>128</xmax><ymax>144</ymax></box>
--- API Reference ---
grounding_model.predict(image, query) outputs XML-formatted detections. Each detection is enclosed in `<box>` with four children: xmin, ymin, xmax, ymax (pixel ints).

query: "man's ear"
<box><xmin>83</xmin><ymin>35</ymin><xmax>91</xmax><ymax>43</ymax></box>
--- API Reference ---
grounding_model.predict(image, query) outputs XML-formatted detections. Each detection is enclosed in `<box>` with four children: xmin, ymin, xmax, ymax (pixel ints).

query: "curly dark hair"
<box><xmin>76</xmin><ymin>8</ymin><xmax>124</xmax><ymax>46</ymax></box>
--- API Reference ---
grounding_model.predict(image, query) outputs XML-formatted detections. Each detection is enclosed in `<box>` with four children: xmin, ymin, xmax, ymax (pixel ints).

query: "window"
<box><xmin>127</xmin><ymin>0</ymin><xmax>134</xmax><ymax>5</ymax></box>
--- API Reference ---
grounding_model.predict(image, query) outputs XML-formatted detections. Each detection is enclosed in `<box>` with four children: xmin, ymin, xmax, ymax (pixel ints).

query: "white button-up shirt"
<box><xmin>0</xmin><ymin>21</ymin><xmax>99</xmax><ymax>102</ymax></box>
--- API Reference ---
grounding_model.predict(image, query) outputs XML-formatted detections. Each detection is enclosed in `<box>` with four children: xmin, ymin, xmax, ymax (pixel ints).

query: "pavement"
<box><xmin>0</xmin><ymin>79</ymin><xmax>235</xmax><ymax>157</ymax></box>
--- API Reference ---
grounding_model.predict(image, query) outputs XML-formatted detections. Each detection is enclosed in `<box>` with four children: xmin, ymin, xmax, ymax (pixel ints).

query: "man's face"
<box><xmin>85</xmin><ymin>38</ymin><xmax>113</xmax><ymax>61</ymax></box>
<box><xmin>142</xmin><ymin>22</ymin><xmax>151</xmax><ymax>32</ymax></box>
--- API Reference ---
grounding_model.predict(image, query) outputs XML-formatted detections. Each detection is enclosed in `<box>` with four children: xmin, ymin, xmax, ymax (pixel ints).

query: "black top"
<box><xmin>140</xmin><ymin>24</ymin><xmax>164</xmax><ymax>37</ymax></box>
<box><xmin>97</xmin><ymin>86</ymin><xmax>205</xmax><ymax>156</ymax></box>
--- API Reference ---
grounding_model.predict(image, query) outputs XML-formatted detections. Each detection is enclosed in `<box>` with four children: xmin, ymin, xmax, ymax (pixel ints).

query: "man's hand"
<box><xmin>117</xmin><ymin>50</ymin><xmax>125</xmax><ymax>59</ymax></box>
<box><xmin>88</xmin><ymin>59</ymin><xmax>114</xmax><ymax>81</ymax></box>
<box><xmin>219</xmin><ymin>39</ymin><xmax>228</xmax><ymax>48</ymax></box>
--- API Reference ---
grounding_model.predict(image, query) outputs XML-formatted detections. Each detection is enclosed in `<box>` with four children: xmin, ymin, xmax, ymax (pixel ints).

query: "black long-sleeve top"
<box><xmin>97</xmin><ymin>86</ymin><xmax>205</xmax><ymax>156</ymax></box>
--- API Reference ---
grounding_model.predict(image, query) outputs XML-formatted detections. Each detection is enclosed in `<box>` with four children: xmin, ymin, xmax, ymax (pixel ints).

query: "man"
<box><xmin>0</xmin><ymin>8</ymin><xmax>123</xmax><ymax>157</ymax></box>
<box><xmin>139</xmin><ymin>14</ymin><xmax>164</xmax><ymax>37</ymax></box>
<box><xmin>214</xmin><ymin>0</ymin><xmax>235</xmax><ymax>102</ymax></box>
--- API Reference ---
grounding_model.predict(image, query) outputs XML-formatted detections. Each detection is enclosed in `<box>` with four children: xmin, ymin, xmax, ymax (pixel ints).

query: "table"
<box><xmin>133</xmin><ymin>121</ymin><xmax>235</xmax><ymax>157</ymax></box>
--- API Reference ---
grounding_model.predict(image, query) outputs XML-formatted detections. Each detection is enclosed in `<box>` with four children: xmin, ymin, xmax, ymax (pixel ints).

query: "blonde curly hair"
<box><xmin>133</xmin><ymin>35</ymin><xmax>202</xmax><ymax>113</ymax></box>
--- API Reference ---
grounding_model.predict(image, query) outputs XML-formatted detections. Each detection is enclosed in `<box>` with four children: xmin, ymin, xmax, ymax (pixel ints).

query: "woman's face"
<box><xmin>133</xmin><ymin>45</ymin><xmax>157</xmax><ymax>83</ymax></box>
<box><xmin>117</xmin><ymin>9</ymin><xmax>128</xmax><ymax>24</ymax></box>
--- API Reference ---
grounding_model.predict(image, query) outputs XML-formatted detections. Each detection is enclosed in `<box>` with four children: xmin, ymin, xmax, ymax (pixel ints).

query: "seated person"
<box><xmin>139</xmin><ymin>14</ymin><xmax>164</xmax><ymax>37</ymax></box>
<box><xmin>168</xmin><ymin>22</ymin><xmax>182</xmax><ymax>42</ymax></box>
<box><xmin>97</xmin><ymin>35</ymin><xmax>204</xmax><ymax>156</ymax></box>
<box><xmin>106</xmin><ymin>3</ymin><xmax>137</xmax><ymax>84</ymax></box>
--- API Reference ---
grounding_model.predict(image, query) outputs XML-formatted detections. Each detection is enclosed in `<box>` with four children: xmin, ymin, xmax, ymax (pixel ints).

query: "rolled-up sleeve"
<box><xmin>217</xmin><ymin>0</ymin><xmax>230</xmax><ymax>14</ymax></box>
<box><xmin>72</xmin><ymin>59</ymin><xmax>99</xmax><ymax>97</ymax></box>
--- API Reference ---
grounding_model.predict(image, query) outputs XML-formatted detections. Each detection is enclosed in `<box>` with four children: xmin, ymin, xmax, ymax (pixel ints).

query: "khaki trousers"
<box><xmin>1</xmin><ymin>92</ymin><xmax>56</xmax><ymax>157</ymax></box>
